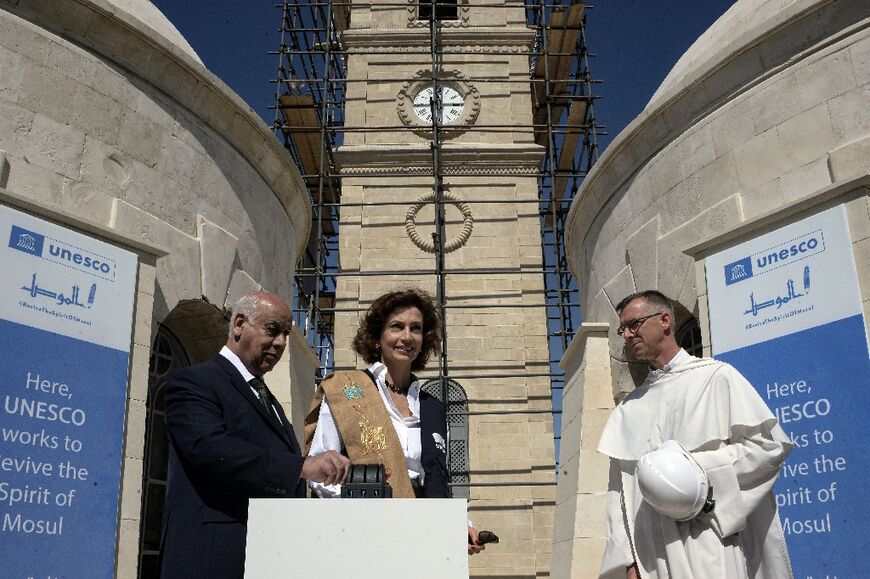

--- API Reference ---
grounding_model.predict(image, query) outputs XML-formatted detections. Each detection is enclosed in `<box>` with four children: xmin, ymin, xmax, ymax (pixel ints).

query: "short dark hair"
<box><xmin>616</xmin><ymin>290</ymin><xmax>676</xmax><ymax>330</ymax></box>
<box><xmin>352</xmin><ymin>288</ymin><xmax>441</xmax><ymax>372</ymax></box>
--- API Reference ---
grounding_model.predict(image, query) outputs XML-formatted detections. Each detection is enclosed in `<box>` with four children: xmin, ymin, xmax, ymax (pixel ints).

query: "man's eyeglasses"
<box><xmin>617</xmin><ymin>312</ymin><xmax>664</xmax><ymax>336</ymax></box>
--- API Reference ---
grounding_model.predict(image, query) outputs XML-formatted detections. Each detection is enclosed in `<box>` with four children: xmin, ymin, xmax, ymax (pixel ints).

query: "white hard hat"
<box><xmin>636</xmin><ymin>440</ymin><xmax>713</xmax><ymax>521</ymax></box>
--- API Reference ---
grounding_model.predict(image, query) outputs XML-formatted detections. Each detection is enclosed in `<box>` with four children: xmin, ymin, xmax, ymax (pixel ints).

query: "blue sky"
<box><xmin>152</xmin><ymin>0</ymin><xmax>737</xmax><ymax>152</ymax></box>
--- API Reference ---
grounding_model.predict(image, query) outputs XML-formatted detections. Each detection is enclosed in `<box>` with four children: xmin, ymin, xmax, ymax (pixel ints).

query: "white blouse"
<box><xmin>308</xmin><ymin>362</ymin><xmax>423</xmax><ymax>497</ymax></box>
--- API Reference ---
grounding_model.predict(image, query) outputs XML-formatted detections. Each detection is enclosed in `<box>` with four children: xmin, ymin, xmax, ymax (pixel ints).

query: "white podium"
<box><xmin>245</xmin><ymin>498</ymin><xmax>469</xmax><ymax>578</ymax></box>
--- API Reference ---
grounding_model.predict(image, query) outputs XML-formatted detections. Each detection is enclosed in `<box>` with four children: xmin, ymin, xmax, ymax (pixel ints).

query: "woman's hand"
<box><xmin>627</xmin><ymin>563</ymin><xmax>640</xmax><ymax>579</ymax></box>
<box><xmin>468</xmin><ymin>526</ymin><xmax>485</xmax><ymax>555</ymax></box>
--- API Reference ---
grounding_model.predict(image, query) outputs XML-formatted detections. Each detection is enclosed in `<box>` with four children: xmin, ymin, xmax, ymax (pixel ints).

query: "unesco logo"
<box><xmin>7</xmin><ymin>224</ymin><xmax>116</xmax><ymax>280</ymax></box>
<box><xmin>9</xmin><ymin>225</ymin><xmax>45</xmax><ymax>257</ymax></box>
<box><xmin>723</xmin><ymin>230</ymin><xmax>824</xmax><ymax>287</ymax></box>
<box><xmin>724</xmin><ymin>256</ymin><xmax>753</xmax><ymax>286</ymax></box>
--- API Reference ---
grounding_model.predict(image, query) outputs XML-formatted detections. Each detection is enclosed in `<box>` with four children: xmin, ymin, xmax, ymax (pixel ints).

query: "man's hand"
<box><xmin>301</xmin><ymin>450</ymin><xmax>350</xmax><ymax>485</ymax></box>
<box><xmin>467</xmin><ymin>526</ymin><xmax>485</xmax><ymax>555</ymax></box>
<box><xmin>627</xmin><ymin>563</ymin><xmax>640</xmax><ymax>579</ymax></box>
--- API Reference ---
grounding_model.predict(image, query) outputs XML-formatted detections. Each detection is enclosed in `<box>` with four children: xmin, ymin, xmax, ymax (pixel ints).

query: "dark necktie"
<box><xmin>250</xmin><ymin>377</ymin><xmax>275</xmax><ymax>419</ymax></box>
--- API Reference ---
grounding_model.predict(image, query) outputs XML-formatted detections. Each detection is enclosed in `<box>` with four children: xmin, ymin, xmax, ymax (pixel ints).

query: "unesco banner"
<box><xmin>0</xmin><ymin>205</ymin><xmax>137</xmax><ymax>578</ymax></box>
<box><xmin>706</xmin><ymin>205</ymin><xmax>869</xmax><ymax>579</ymax></box>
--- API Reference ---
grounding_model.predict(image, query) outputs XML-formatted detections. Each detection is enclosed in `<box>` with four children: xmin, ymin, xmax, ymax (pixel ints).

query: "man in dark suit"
<box><xmin>161</xmin><ymin>291</ymin><xmax>350</xmax><ymax>578</ymax></box>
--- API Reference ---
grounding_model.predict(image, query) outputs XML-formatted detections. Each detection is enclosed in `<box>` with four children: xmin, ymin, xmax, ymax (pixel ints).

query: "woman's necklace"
<box><xmin>384</xmin><ymin>377</ymin><xmax>409</xmax><ymax>395</ymax></box>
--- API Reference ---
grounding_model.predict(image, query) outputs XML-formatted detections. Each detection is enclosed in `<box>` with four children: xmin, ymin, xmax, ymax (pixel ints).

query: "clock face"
<box><xmin>412</xmin><ymin>85</ymin><xmax>465</xmax><ymax>125</ymax></box>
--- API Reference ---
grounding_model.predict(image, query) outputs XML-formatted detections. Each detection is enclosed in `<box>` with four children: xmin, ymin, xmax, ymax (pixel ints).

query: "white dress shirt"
<box><xmin>308</xmin><ymin>362</ymin><xmax>423</xmax><ymax>497</ymax></box>
<box><xmin>219</xmin><ymin>346</ymin><xmax>282</xmax><ymax>424</ymax></box>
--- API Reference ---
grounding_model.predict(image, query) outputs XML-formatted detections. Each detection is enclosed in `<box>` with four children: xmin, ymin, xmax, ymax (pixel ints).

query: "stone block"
<box><xmin>131</xmin><ymin>289</ymin><xmax>154</xmax><ymax>349</ymax></box>
<box><xmin>117</xmin><ymin>110</ymin><xmax>166</xmax><ymax>168</ymax></box>
<box><xmin>639</xmin><ymin>146</ymin><xmax>682</xmax><ymax>203</ymax></box>
<box><xmin>127</xmin><ymin>343</ymin><xmax>151</xmax><ymax>402</ymax></box>
<box><xmin>198</xmin><ymin>217</ymin><xmax>239</xmax><ymax>307</ymax></box>
<box><xmin>116</xmin><ymin>518</ymin><xmax>140</xmax><ymax>579</ymax></box>
<box><xmin>661</xmin><ymin>176</ymin><xmax>703</xmax><ymax>235</ymax></box>
<box><xmin>118</xmin><ymin>456</ymin><xmax>143</xmax><ymax>521</ymax></box>
<box><xmin>849</xmin><ymin>31</ymin><xmax>870</xmax><ymax>85</ymax></box>
<box><xmin>112</xmin><ymin>200</ymin><xmax>201</xmax><ymax>310</ymax></box>
<box><xmin>780</xmin><ymin>158</ymin><xmax>832</xmax><ymax>204</ymax></box>
<box><xmin>137</xmin><ymin>260</ymin><xmax>158</xmax><ymax>297</ymax></box>
<box><xmin>584</xmin><ymin>368</ymin><xmax>615</xmax><ymax>410</ymax></box>
<box><xmin>776</xmin><ymin>103</ymin><xmax>836</xmax><ymax>168</ymax></box>
<box><xmin>124</xmin><ymin>398</ymin><xmax>146</xmax><ymax>461</ymax></box>
<box><xmin>795</xmin><ymin>49</ymin><xmax>857</xmax><ymax>111</ymax></box>
<box><xmin>4</xmin><ymin>151</ymin><xmax>64</xmax><ymax>206</ymax></box>
<box><xmin>828</xmin><ymin>84</ymin><xmax>870</xmax><ymax>143</ymax></box>
<box><xmin>22</xmin><ymin>113</ymin><xmax>86</xmax><ymax>178</ymax></box>
<box><xmin>549</xmin><ymin>538</ymin><xmax>573</xmax><ymax>579</ymax></box>
<box><xmin>704</xmin><ymin>45</ymin><xmax>766</xmax><ymax>107</ymax></box>
<box><xmin>659</xmin><ymin>81</ymin><xmax>712</xmax><ymax>137</ymax></box>
<box><xmin>0</xmin><ymin>13</ymin><xmax>52</xmax><ymax>63</ymax></box>
<box><xmin>602</xmin><ymin>265</ymin><xmax>635</xmax><ymax>316</ymax></box>
<box><xmin>747</xmin><ymin>74</ymin><xmax>804</xmax><ymax>135</ymax></box>
<box><xmin>828</xmin><ymin>134</ymin><xmax>870</xmax><ymax>182</ymax></box>
<box><xmin>677</xmin><ymin>123</ymin><xmax>716</xmax><ymax>180</ymax></box>
<box><xmin>0</xmin><ymin>99</ymin><xmax>34</xmax><ymax>152</ymax></box>
<box><xmin>0</xmin><ymin>43</ymin><xmax>25</xmax><ymax>104</ymax></box>
<box><xmin>709</xmin><ymin>100</ymin><xmax>755</xmax><ymax>158</ymax></box>
<box><xmin>558</xmin><ymin>416</ymin><xmax>581</xmax><ymax>467</ymax></box>
<box><xmin>742</xmin><ymin>177</ymin><xmax>784</xmax><ymax>219</ymax></box>
<box><xmin>853</xmin><ymin>237</ymin><xmax>870</xmax><ymax>296</ymax></box>
<box><xmin>577</xmin><ymin>448</ymin><xmax>610</xmax><ymax>494</ymax></box>
<box><xmin>570</xmin><ymin>537</ymin><xmax>609</xmax><ymax>579</ymax></box>
<box><xmin>71</xmin><ymin>84</ymin><xmax>123</xmax><ymax>144</ymax></box>
<box><xmin>19</xmin><ymin>59</ymin><xmax>83</xmax><ymax>122</ymax></box>
<box><xmin>697</xmin><ymin>151</ymin><xmax>740</xmax><ymax>209</ymax></box>
<box><xmin>844</xmin><ymin>194</ymin><xmax>870</xmax><ymax>242</ymax></box>
<box><xmin>45</xmin><ymin>40</ymin><xmax>97</xmax><ymax>85</ymax></box>
<box><xmin>79</xmin><ymin>136</ymin><xmax>132</xmax><ymax>191</ymax></box>
<box><xmin>61</xmin><ymin>180</ymin><xmax>115</xmax><ymax>225</ymax></box>
<box><xmin>571</xmin><ymin>493</ymin><xmax>608</xmax><ymax>538</ymax></box>
<box><xmin>123</xmin><ymin>160</ymin><xmax>196</xmax><ymax>234</ymax></box>
<box><xmin>622</xmin><ymin>214</ymin><xmax>659</xmax><ymax>295</ymax></box>
<box><xmin>155</xmin><ymin>134</ymin><xmax>197</xmax><ymax>192</ymax></box>
<box><xmin>698</xmin><ymin>290</ymin><xmax>712</xmax><ymax>350</ymax></box>
<box><xmin>734</xmin><ymin>127</ymin><xmax>792</xmax><ymax>192</ymax></box>
<box><xmin>225</xmin><ymin>269</ymin><xmax>262</xmax><ymax>310</ymax></box>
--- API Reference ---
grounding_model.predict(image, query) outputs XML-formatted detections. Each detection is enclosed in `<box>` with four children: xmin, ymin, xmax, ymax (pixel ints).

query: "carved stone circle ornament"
<box><xmin>404</xmin><ymin>191</ymin><xmax>474</xmax><ymax>253</ymax></box>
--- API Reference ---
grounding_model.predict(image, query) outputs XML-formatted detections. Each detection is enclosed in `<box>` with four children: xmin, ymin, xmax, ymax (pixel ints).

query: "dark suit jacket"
<box><xmin>160</xmin><ymin>353</ymin><xmax>306</xmax><ymax>579</ymax></box>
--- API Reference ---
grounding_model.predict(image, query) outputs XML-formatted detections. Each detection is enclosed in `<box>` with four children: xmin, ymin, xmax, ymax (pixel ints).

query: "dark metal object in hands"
<box><xmin>475</xmin><ymin>530</ymin><xmax>499</xmax><ymax>545</ymax></box>
<box><xmin>342</xmin><ymin>463</ymin><xmax>393</xmax><ymax>498</ymax></box>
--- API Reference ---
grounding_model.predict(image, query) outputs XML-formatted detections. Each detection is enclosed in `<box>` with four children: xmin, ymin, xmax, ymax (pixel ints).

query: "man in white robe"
<box><xmin>598</xmin><ymin>290</ymin><xmax>793</xmax><ymax>579</ymax></box>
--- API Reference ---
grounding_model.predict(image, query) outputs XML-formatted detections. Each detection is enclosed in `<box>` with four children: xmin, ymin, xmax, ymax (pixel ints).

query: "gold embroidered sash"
<box><xmin>303</xmin><ymin>370</ymin><xmax>415</xmax><ymax>498</ymax></box>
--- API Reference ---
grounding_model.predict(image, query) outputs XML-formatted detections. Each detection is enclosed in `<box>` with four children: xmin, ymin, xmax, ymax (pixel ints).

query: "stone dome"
<box><xmin>648</xmin><ymin>0</ymin><xmax>817</xmax><ymax>110</ymax></box>
<box><xmin>107</xmin><ymin>0</ymin><xmax>202</xmax><ymax>64</ymax></box>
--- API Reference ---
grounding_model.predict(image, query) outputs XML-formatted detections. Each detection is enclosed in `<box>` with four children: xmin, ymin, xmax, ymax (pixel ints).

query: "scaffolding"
<box><xmin>271</xmin><ymin>3</ymin><xmax>601</xmax><ymax>562</ymax></box>
<box><xmin>272</xmin><ymin>0</ymin><xmax>599</xmax><ymax>384</ymax></box>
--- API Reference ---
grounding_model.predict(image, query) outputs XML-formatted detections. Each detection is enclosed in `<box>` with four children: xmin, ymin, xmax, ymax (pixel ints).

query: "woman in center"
<box><xmin>304</xmin><ymin>288</ymin><xmax>483</xmax><ymax>554</ymax></box>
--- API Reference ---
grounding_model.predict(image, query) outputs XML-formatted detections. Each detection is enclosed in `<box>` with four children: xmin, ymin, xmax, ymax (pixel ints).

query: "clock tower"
<box><xmin>333</xmin><ymin>1</ymin><xmax>555</xmax><ymax>575</ymax></box>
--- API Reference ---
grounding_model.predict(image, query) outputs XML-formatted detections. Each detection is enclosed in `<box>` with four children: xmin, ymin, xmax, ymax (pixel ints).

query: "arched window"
<box><xmin>138</xmin><ymin>326</ymin><xmax>189</xmax><ymax>578</ymax></box>
<box><xmin>676</xmin><ymin>318</ymin><xmax>703</xmax><ymax>358</ymax></box>
<box><xmin>420</xmin><ymin>378</ymin><xmax>469</xmax><ymax>499</ymax></box>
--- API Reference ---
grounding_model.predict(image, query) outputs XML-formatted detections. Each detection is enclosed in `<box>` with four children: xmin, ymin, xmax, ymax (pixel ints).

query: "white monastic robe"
<box><xmin>598</xmin><ymin>352</ymin><xmax>794</xmax><ymax>579</ymax></box>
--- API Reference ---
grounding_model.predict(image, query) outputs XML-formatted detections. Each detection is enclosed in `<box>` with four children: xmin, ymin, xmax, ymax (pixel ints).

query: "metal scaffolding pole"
<box><xmin>271</xmin><ymin>0</ymin><xmax>602</xmax><ymax>493</ymax></box>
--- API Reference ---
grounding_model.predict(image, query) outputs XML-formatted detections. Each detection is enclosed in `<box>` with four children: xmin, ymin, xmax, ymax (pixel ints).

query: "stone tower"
<box><xmin>332</xmin><ymin>1</ymin><xmax>555</xmax><ymax>575</ymax></box>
